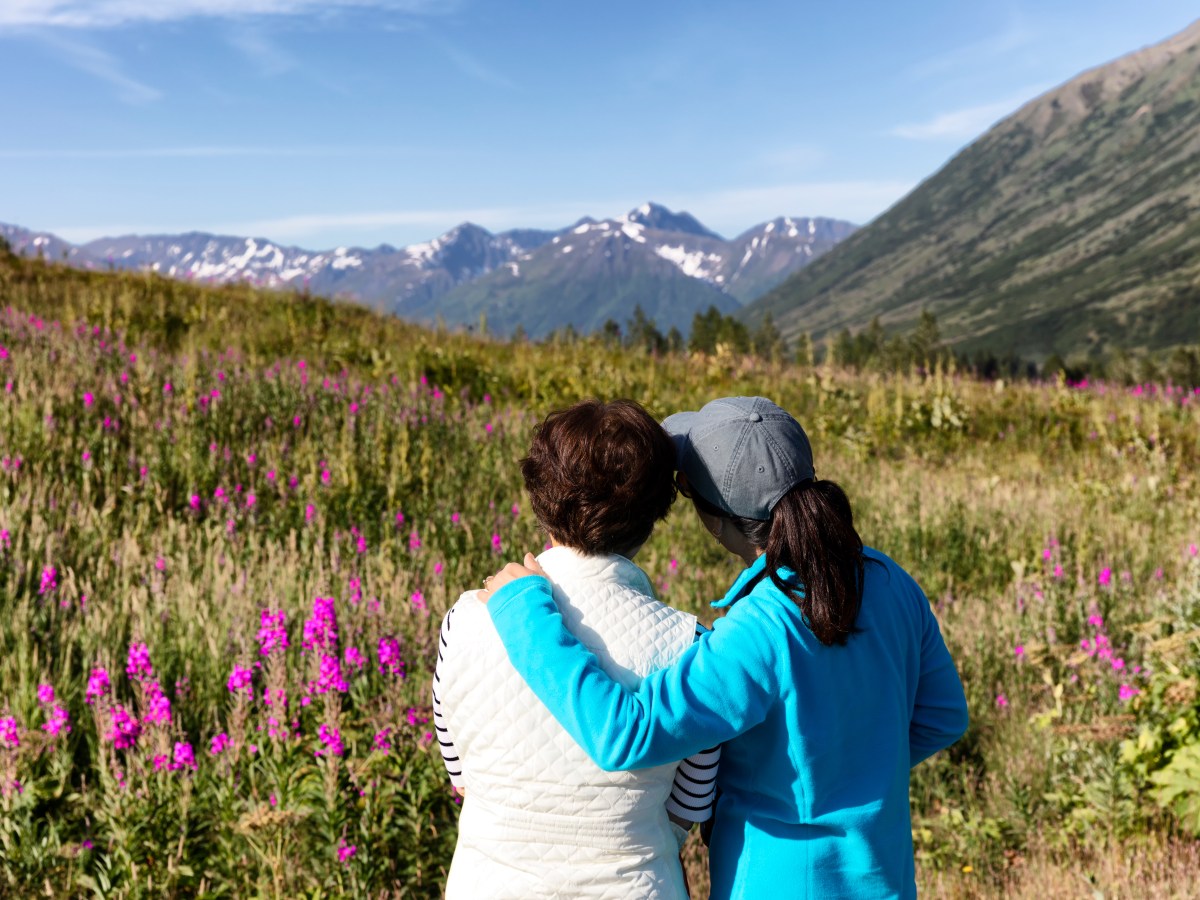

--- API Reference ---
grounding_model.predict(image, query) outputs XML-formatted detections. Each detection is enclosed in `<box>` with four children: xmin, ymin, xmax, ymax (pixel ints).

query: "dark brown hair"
<box><xmin>692</xmin><ymin>479</ymin><xmax>867</xmax><ymax>646</ymax></box>
<box><xmin>521</xmin><ymin>399</ymin><xmax>676</xmax><ymax>556</ymax></box>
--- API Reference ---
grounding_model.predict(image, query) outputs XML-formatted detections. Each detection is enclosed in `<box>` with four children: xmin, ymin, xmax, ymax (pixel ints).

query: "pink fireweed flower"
<box><xmin>434</xmin><ymin>561</ymin><xmax>444</xmax><ymax>576</ymax></box>
<box><xmin>0</xmin><ymin>716</ymin><xmax>19</xmax><ymax>748</ymax></box>
<box><xmin>189</xmin><ymin>494</ymin><xmax>201</xmax><ymax>510</ymax></box>
<box><xmin>257</xmin><ymin>609</ymin><xmax>289</xmax><ymax>656</ymax></box>
<box><xmin>511</xmin><ymin>504</ymin><xmax>520</xmax><ymax>517</ymax></box>
<box><xmin>83</xmin><ymin>391</ymin><xmax>94</xmax><ymax>407</ymax></box>
<box><xmin>163</xmin><ymin>382</ymin><xmax>172</xmax><ymax>394</ymax></box>
<box><xmin>210</xmin><ymin>733</ymin><xmax>231</xmax><ymax>756</ymax></box>
<box><xmin>152</xmin><ymin>754</ymin><xmax>169</xmax><ymax>771</ymax></box>
<box><xmin>995</xmin><ymin>693</ymin><xmax>1009</xmax><ymax>708</ymax></box>
<box><xmin>344</xmin><ymin>646</ymin><xmax>365</xmax><ymax>671</ymax></box>
<box><xmin>378</xmin><ymin>636</ymin><xmax>405</xmax><ymax>677</ymax></box>
<box><xmin>409</xmin><ymin>530</ymin><xmax>421</xmax><ymax>551</ymax></box>
<box><xmin>491</xmin><ymin>533</ymin><xmax>502</xmax><ymax>553</ymax></box>
<box><xmin>227</xmin><ymin>664</ymin><xmax>253</xmax><ymax>696</ymax></box>
<box><xmin>37</xmin><ymin>684</ymin><xmax>55</xmax><ymax>705</ymax></box>
<box><xmin>1014</xmin><ymin>645</ymin><xmax>1024</xmax><ymax>658</ymax></box>
<box><xmin>1098</xmin><ymin>568</ymin><xmax>1113</xmax><ymax>587</ymax></box>
<box><xmin>406</xmin><ymin>707</ymin><xmax>429</xmax><ymax>727</ymax></box>
<box><xmin>337</xmin><ymin>840</ymin><xmax>357</xmax><ymax>864</ymax></box>
<box><xmin>410</xmin><ymin>591</ymin><xmax>427</xmax><ymax>613</ymax></box>
<box><xmin>302</xmin><ymin>597</ymin><xmax>338</xmax><ymax>651</ymax></box>
<box><xmin>1190</xmin><ymin>543</ymin><xmax>1199</xmax><ymax>557</ymax></box>
<box><xmin>395</xmin><ymin>510</ymin><xmax>405</xmax><ymax>526</ymax></box>
<box><xmin>245</xmin><ymin>494</ymin><xmax>256</xmax><ymax>509</ymax></box>
<box><xmin>312</xmin><ymin>654</ymin><xmax>348</xmax><ymax>695</ymax></box>
<box><xmin>154</xmin><ymin>557</ymin><xmax>166</xmax><ymax>572</ymax></box>
<box><xmin>39</xmin><ymin>565</ymin><xmax>58</xmax><ymax>595</ymax></box>
<box><xmin>172</xmin><ymin>741</ymin><xmax>197</xmax><ymax>771</ymax></box>
<box><xmin>126</xmin><ymin>642</ymin><xmax>154</xmax><ymax>682</ymax></box>
<box><xmin>317</xmin><ymin>724</ymin><xmax>344</xmax><ymax>758</ymax></box>
<box><xmin>142</xmin><ymin>682</ymin><xmax>172</xmax><ymax>727</ymax></box>
<box><xmin>43</xmin><ymin>705</ymin><xmax>70</xmax><ymax>737</ymax></box>
<box><xmin>106</xmin><ymin>705</ymin><xmax>142</xmax><ymax>749</ymax></box>
<box><xmin>1053</xmin><ymin>564</ymin><xmax>1064</xmax><ymax>579</ymax></box>
<box><xmin>450</xmin><ymin>512</ymin><xmax>460</xmax><ymax>526</ymax></box>
<box><xmin>85</xmin><ymin>668</ymin><xmax>111</xmax><ymax>704</ymax></box>
<box><xmin>372</xmin><ymin>727</ymin><xmax>393</xmax><ymax>754</ymax></box>
<box><xmin>320</xmin><ymin>469</ymin><xmax>331</xmax><ymax>485</ymax></box>
<box><xmin>305</xmin><ymin>504</ymin><xmax>316</xmax><ymax>523</ymax></box>
<box><xmin>1119</xmin><ymin>684</ymin><xmax>1141</xmax><ymax>701</ymax></box>
<box><xmin>1088</xmin><ymin>614</ymin><xmax>1105</xmax><ymax>629</ymax></box>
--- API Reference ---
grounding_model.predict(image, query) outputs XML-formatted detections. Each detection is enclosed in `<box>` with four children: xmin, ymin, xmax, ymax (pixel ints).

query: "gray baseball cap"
<box><xmin>663</xmin><ymin>396</ymin><xmax>814</xmax><ymax>521</ymax></box>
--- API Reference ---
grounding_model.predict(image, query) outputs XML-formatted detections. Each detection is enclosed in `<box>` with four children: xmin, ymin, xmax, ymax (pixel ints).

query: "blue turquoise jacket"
<box><xmin>487</xmin><ymin>548</ymin><xmax>968</xmax><ymax>899</ymax></box>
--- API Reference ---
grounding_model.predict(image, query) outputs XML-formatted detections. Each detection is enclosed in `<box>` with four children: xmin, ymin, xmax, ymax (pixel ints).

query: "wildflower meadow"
<box><xmin>1</xmin><ymin>252</ymin><xmax>1199</xmax><ymax>897</ymax></box>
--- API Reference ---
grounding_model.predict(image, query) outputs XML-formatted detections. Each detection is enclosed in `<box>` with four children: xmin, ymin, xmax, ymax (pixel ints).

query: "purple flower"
<box><xmin>106</xmin><ymin>705</ymin><xmax>142</xmax><ymax>749</ymax></box>
<box><xmin>85</xmin><ymin>668</ymin><xmax>111</xmax><ymax>705</ymax></box>
<box><xmin>39</xmin><ymin>565</ymin><xmax>58</xmax><ymax>595</ymax></box>
<box><xmin>317</xmin><ymin>723</ymin><xmax>344</xmax><ymax>757</ymax></box>
<box><xmin>344</xmin><ymin>646</ymin><xmax>365</xmax><ymax>671</ymax></box>
<box><xmin>372</xmin><ymin>727</ymin><xmax>393</xmax><ymax>754</ymax></box>
<box><xmin>0</xmin><ymin>716</ymin><xmax>19</xmax><ymax>748</ymax></box>
<box><xmin>126</xmin><ymin>642</ymin><xmax>154</xmax><ymax>682</ymax></box>
<box><xmin>43</xmin><ymin>705</ymin><xmax>71</xmax><ymax>738</ymax></box>
<box><xmin>257</xmin><ymin>609</ymin><xmax>289</xmax><ymax>656</ymax></box>
<box><xmin>1119</xmin><ymin>684</ymin><xmax>1140</xmax><ymax>702</ymax></box>
<box><xmin>312</xmin><ymin>654</ymin><xmax>347</xmax><ymax>695</ymax></box>
<box><xmin>1098</xmin><ymin>568</ymin><xmax>1113</xmax><ymax>587</ymax></box>
<box><xmin>37</xmin><ymin>684</ymin><xmax>55</xmax><ymax>705</ymax></box>
<box><xmin>302</xmin><ymin>597</ymin><xmax>338</xmax><ymax>651</ymax></box>
<box><xmin>337</xmin><ymin>840</ymin><xmax>357</xmax><ymax>864</ymax></box>
<box><xmin>210</xmin><ymin>732</ymin><xmax>231</xmax><ymax>756</ymax></box>
<box><xmin>410</xmin><ymin>591</ymin><xmax>426</xmax><ymax>613</ymax></box>
<box><xmin>378</xmin><ymin>636</ymin><xmax>405</xmax><ymax>677</ymax></box>
<box><xmin>142</xmin><ymin>682</ymin><xmax>172</xmax><ymax>727</ymax></box>
<box><xmin>227</xmin><ymin>664</ymin><xmax>253</xmax><ymax>696</ymax></box>
<box><xmin>172</xmin><ymin>741</ymin><xmax>197</xmax><ymax>771</ymax></box>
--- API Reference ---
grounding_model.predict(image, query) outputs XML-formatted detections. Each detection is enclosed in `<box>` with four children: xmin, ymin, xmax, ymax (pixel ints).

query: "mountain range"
<box><xmin>1</xmin><ymin>204</ymin><xmax>855</xmax><ymax>338</ymax></box>
<box><xmin>745</xmin><ymin>19</ymin><xmax>1200</xmax><ymax>360</ymax></box>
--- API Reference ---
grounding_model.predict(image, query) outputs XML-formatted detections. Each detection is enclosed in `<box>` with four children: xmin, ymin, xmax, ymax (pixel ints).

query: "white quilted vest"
<box><xmin>440</xmin><ymin>546</ymin><xmax>698</xmax><ymax>899</ymax></box>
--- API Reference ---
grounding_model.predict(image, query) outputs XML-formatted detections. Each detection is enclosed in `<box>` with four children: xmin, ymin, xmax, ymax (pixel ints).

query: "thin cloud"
<box><xmin>890</xmin><ymin>87</ymin><xmax>1050</xmax><ymax>141</ymax></box>
<box><xmin>33</xmin><ymin>30</ymin><xmax>161</xmax><ymax>102</ymax></box>
<box><xmin>906</xmin><ymin>19</ymin><xmax>1038</xmax><ymax>80</ymax></box>
<box><xmin>0</xmin><ymin>1</ymin><xmax>455</xmax><ymax>29</ymax></box>
<box><xmin>226</xmin><ymin>28</ymin><xmax>297</xmax><ymax>76</ymax></box>
<box><xmin>429</xmin><ymin>37</ymin><xmax>515</xmax><ymax>89</ymax></box>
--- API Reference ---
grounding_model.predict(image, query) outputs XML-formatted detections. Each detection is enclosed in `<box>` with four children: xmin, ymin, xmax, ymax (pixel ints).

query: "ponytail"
<box><xmin>729</xmin><ymin>480</ymin><xmax>866</xmax><ymax>646</ymax></box>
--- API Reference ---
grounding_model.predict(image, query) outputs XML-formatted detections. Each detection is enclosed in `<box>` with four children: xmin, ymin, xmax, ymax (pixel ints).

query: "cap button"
<box><xmin>747</xmin><ymin>412</ymin><xmax>762</xmax><ymax>422</ymax></box>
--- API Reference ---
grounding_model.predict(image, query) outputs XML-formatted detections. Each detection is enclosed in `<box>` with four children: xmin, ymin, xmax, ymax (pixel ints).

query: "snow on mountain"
<box><xmin>1</xmin><ymin>203</ymin><xmax>855</xmax><ymax>333</ymax></box>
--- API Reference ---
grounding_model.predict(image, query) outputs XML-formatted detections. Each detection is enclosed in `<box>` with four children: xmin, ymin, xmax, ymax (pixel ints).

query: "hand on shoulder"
<box><xmin>478</xmin><ymin>552</ymin><xmax>547</xmax><ymax>602</ymax></box>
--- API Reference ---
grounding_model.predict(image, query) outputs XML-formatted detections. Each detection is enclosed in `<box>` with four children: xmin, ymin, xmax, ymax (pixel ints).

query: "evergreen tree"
<box><xmin>751</xmin><ymin>313</ymin><xmax>787</xmax><ymax>361</ymax></box>
<box><xmin>666</xmin><ymin>326</ymin><xmax>684</xmax><ymax>354</ymax></box>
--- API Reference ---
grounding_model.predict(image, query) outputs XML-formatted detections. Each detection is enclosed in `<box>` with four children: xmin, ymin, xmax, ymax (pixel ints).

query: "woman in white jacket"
<box><xmin>432</xmin><ymin>399</ymin><xmax>717</xmax><ymax>899</ymax></box>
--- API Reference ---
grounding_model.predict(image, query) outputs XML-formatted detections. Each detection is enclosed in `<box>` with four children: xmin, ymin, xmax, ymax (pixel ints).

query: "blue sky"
<box><xmin>1</xmin><ymin>1</ymin><xmax>1197</xmax><ymax>250</ymax></box>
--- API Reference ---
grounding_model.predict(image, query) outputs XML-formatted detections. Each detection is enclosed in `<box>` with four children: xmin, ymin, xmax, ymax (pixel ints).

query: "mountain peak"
<box><xmin>620</xmin><ymin>202</ymin><xmax>723</xmax><ymax>240</ymax></box>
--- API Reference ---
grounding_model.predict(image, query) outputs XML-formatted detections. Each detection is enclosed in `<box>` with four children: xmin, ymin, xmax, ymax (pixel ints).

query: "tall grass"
<box><xmin>1</xmin><ymin>255</ymin><xmax>1198</xmax><ymax>896</ymax></box>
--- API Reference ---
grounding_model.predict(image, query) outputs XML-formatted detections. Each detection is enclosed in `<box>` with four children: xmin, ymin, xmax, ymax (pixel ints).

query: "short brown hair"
<box><xmin>521</xmin><ymin>399</ymin><xmax>676</xmax><ymax>556</ymax></box>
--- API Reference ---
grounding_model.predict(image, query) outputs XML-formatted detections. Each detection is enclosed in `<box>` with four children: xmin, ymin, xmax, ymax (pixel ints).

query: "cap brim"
<box><xmin>661</xmin><ymin>411</ymin><xmax>699</xmax><ymax>469</ymax></box>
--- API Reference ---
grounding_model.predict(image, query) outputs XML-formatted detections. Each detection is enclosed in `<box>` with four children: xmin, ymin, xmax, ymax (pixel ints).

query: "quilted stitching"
<box><xmin>439</xmin><ymin>547</ymin><xmax>696</xmax><ymax>898</ymax></box>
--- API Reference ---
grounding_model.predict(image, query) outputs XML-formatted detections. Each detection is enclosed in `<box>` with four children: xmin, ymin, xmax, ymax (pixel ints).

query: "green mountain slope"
<box><xmin>746</xmin><ymin>20</ymin><xmax>1200</xmax><ymax>360</ymax></box>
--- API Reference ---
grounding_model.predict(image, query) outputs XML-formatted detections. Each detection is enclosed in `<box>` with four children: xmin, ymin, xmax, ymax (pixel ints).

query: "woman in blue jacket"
<box><xmin>480</xmin><ymin>396</ymin><xmax>968</xmax><ymax>899</ymax></box>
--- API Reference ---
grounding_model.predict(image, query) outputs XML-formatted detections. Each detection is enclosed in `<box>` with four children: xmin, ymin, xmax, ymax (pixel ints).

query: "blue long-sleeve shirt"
<box><xmin>487</xmin><ymin>548</ymin><xmax>968</xmax><ymax>899</ymax></box>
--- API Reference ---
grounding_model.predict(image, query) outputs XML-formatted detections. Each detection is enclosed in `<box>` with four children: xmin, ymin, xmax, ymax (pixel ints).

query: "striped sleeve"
<box><xmin>665</xmin><ymin>621</ymin><xmax>721</xmax><ymax>823</ymax></box>
<box><xmin>431</xmin><ymin>607</ymin><xmax>464</xmax><ymax>790</ymax></box>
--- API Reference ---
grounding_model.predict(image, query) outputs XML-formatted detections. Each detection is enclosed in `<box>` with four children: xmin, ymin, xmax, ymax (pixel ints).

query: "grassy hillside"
<box><xmin>1</xmin><ymin>252</ymin><xmax>1199</xmax><ymax>897</ymax></box>
<box><xmin>747</xmin><ymin>20</ymin><xmax>1200</xmax><ymax>361</ymax></box>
